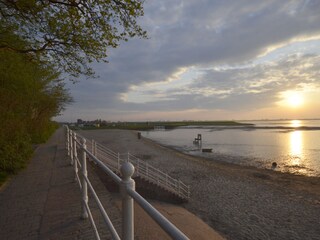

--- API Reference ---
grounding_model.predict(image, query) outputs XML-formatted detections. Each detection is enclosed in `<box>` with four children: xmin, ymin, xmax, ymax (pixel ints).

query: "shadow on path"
<box><xmin>0</xmin><ymin>127</ymin><xmax>118</xmax><ymax>240</ymax></box>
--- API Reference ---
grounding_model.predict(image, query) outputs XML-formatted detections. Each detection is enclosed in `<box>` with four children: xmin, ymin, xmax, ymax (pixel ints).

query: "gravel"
<box><xmin>78</xmin><ymin>129</ymin><xmax>320</xmax><ymax>240</ymax></box>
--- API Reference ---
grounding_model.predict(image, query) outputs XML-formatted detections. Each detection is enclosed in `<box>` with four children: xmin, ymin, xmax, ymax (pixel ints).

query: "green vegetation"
<box><xmin>0</xmin><ymin>0</ymin><xmax>146</xmax><ymax>80</ymax></box>
<box><xmin>0</xmin><ymin>34</ymin><xmax>71</xmax><ymax>183</ymax></box>
<box><xmin>77</xmin><ymin>121</ymin><xmax>253</xmax><ymax>131</ymax></box>
<box><xmin>0</xmin><ymin>1</ymin><xmax>146</xmax><ymax>186</ymax></box>
<box><xmin>0</xmin><ymin>171</ymin><xmax>8</xmax><ymax>187</ymax></box>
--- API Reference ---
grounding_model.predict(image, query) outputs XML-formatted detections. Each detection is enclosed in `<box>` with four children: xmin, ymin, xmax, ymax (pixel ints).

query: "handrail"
<box><xmin>84</xmin><ymin>138</ymin><xmax>189</xmax><ymax>199</ymax></box>
<box><xmin>83</xmin><ymin>200</ymin><xmax>100</xmax><ymax>240</ymax></box>
<box><xmin>65</xmin><ymin>126</ymin><xmax>190</xmax><ymax>240</ymax></box>
<box><xmin>86</xmin><ymin>138</ymin><xmax>190</xmax><ymax>199</ymax></box>
<box><xmin>84</xmin><ymin>174</ymin><xmax>121</xmax><ymax>240</ymax></box>
<box><xmin>85</xmin><ymin>148</ymin><xmax>122</xmax><ymax>184</ymax></box>
<box><xmin>127</xmin><ymin>188</ymin><xmax>189</xmax><ymax>240</ymax></box>
<box><xmin>128</xmin><ymin>153</ymin><xmax>189</xmax><ymax>198</ymax></box>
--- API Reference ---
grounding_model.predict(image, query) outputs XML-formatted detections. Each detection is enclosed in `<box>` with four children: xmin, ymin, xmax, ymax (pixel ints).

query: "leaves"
<box><xmin>0</xmin><ymin>27</ymin><xmax>72</xmax><ymax>173</ymax></box>
<box><xmin>0</xmin><ymin>0</ymin><xmax>146</xmax><ymax>174</ymax></box>
<box><xmin>0</xmin><ymin>0</ymin><xmax>147</xmax><ymax>79</ymax></box>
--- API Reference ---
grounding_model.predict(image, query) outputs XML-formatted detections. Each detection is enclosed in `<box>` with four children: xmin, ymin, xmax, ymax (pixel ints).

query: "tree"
<box><xmin>0</xmin><ymin>0</ymin><xmax>147</xmax><ymax>79</ymax></box>
<box><xmin>0</xmin><ymin>1</ymin><xmax>145</xmax><ymax>177</ymax></box>
<box><xmin>0</xmin><ymin>28</ymin><xmax>72</xmax><ymax>173</ymax></box>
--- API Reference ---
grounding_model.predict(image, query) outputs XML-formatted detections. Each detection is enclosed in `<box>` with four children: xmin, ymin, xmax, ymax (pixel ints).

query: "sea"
<box><xmin>141</xmin><ymin>119</ymin><xmax>320</xmax><ymax>177</ymax></box>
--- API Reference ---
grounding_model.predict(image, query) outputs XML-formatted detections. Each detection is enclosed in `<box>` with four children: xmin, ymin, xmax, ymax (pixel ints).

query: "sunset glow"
<box><xmin>290</xmin><ymin>120</ymin><xmax>302</xmax><ymax>128</ymax></box>
<box><xmin>287</xmin><ymin>93</ymin><xmax>304</xmax><ymax>108</ymax></box>
<box><xmin>55</xmin><ymin>1</ymin><xmax>320</xmax><ymax>122</ymax></box>
<box><xmin>280</xmin><ymin>91</ymin><xmax>304</xmax><ymax>108</ymax></box>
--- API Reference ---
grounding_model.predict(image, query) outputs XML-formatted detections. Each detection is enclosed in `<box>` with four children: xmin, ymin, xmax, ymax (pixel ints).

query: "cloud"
<box><xmin>57</xmin><ymin>0</ymin><xmax>320</xmax><ymax>121</ymax></box>
<box><xmin>122</xmin><ymin>54</ymin><xmax>320</xmax><ymax>111</ymax></box>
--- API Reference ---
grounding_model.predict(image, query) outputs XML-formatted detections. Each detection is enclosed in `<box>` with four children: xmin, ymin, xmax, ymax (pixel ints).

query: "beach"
<box><xmin>78</xmin><ymin>129</ymin><xmax>320</xmax><ymax>240</ymax></box>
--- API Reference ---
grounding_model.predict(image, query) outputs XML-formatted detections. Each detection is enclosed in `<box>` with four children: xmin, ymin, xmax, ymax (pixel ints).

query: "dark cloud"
<box><xmin>116</xmin><ymin>54</ymin><xmax>320</xmax><ymax>112</ymax></box>
<box><xmin>57</xmin><ymin>0</ymin><xmax>320</xmax><ymax>121</ymax></box>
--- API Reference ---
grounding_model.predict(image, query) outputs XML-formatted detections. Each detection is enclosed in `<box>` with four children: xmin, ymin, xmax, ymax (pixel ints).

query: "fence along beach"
<box><xmin>78</xmin><ymin>128</ymin><xmax>320</xmax><ymax>240</ymax></box>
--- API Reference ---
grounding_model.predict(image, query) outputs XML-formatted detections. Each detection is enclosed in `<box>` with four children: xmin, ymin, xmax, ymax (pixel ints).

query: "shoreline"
<box><xmin>78</xmin><ymin>129</ymin><xmax>320</xmax><ymax>240</ymax></box>
<box><xmin>176</xmin><ymin>125</ymin><xmax>320</xmax><ymax>130</ymax></box>
<box><xmin>141</xmin><ymin>129</ymin><xmax>320</xmax><ymax>177</ymax></box>
<box><xmin>143</xmin><ymin>131</ymin><xmax>320</xmax><ymax>177</ymax></box>
<box><xmin>140</xmin><ymin>131</ymin><xmax>320</xmax><ymax>198</ymax></box>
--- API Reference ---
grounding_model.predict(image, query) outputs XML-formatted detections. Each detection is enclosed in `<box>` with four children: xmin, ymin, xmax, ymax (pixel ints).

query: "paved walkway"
<box><xmin>0</xmin><ymin>127</ymin><xmax>120</xmax><ymax>240</ymax></box>
<box><xmin>0</xmin><ymin>127</ymin><xmax>226</xmax><ymax>240</ymax></box>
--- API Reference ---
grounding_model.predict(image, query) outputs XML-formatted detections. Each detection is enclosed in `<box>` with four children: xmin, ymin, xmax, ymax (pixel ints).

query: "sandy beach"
<box><xmin>78</xmin><ymin>129</ymin><xmax>320</xmax><ymax>240</ymax></box>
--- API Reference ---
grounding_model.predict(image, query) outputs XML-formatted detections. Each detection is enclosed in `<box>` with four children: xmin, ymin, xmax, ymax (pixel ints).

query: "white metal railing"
<box><xmin>65</xmin><ymin>126</ymin><xmax>190</xmax><ymax>240</ymax></box>
<box><xmin>87</xmin><ymin>139</ymin><xmax>190</xmax><ymax>200</ymax></box>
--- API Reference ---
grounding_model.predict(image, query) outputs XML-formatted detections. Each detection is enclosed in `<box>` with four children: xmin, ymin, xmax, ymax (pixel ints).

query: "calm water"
<box><xmin>142</xmin><ymin>120</ymin><xmax>320</xmax><ymax>177</ymax></box>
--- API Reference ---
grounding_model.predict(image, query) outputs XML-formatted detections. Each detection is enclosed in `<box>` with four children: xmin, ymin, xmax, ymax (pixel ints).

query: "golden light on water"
<box><xmin>289</xmin><ymin>130</ymin><xmax>303</xmax><ymax>165</ymax></box>
<box><xmin>290</xmin><ymin>119</ymin><xmax>302</xmax><ymax>128</ymax></box>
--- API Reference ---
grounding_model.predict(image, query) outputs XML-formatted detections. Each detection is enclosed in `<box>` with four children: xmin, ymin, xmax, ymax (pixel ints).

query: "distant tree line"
<box><xmin>0</xmin><ymin>0</ymin><xmax>146</xmax><ymax>180</ymax></box>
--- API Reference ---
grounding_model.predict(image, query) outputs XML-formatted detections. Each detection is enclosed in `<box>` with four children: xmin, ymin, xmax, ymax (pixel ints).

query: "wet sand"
<box><xmin>78</xmin><ymin>129</ymin><xmax>320</xmax><ymax>240</ymax></box>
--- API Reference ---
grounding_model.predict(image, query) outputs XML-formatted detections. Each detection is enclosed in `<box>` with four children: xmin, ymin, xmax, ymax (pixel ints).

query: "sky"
<box><xmin>55</xmin><ymin>0</ymin><xmax>320</xmax><ymax>122</ymax></box>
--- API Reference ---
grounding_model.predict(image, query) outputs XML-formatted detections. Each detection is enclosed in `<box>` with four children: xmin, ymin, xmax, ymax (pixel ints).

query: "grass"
<box><xmin>74</xmin><ymin>120</ymin><xmax>254</xmax><ymax>131</ymax></box>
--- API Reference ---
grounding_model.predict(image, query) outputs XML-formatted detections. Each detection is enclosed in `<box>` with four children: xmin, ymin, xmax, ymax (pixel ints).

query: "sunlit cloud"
<box><xmin>122</xmin><ymin>53</ymin><xmax>320</xmax><ymax>111</ymax></box>
<box><xmin>56</xmin><ymin>0</ymin><xmax>320</xmax><ymax>121</ymax></box>
<box><xmin>258</xmin><ymin>35</ymin><xmax>320</xmax><ymax>59</ymax></box>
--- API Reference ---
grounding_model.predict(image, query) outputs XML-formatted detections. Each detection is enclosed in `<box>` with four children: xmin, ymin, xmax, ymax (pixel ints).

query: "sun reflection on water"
<box><xmin>290</xmin><ymin>120</ymin><xmax>301</xmax><ymax>128</ymax></box>
<box><xmin>289</xmin><ymin>130</ymin><xmax>303</xmax><ymax>165</ymax></box>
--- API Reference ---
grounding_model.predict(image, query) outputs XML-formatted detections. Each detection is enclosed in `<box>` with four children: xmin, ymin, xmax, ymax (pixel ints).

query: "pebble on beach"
<box><xmin>79</xmin><ymin>129</ymin><xmax>320</xmax><ymax>240</ymax></box>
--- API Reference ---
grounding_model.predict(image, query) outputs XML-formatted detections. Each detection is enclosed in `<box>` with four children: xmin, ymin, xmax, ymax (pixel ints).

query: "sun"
<box><xmin>287</xmin><ymin>92</ymin><xmax>303</xmax><ymax>107</ymax></box>
<box><xmin>281</xmin><ymin>91</ymin><xmax>304</xmax><ymax>108</ymax></box>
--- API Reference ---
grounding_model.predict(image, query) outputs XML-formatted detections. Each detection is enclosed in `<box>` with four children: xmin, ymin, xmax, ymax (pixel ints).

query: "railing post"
<box><xmin>120</xmin><ymin>162</ymin><xmax>135</xmax><ymax>240</ymax></box>
<box><xmin>175</xmin><ymin>179</ymin><xmax>178</xmax><ymax>191</ymax></box>
<box><xmin>94</xmin><ymin>141</ymin><xmax>97</xmax><ymax>157</ymax></box>
<box><xmin>137</xmin><ymin>159</ymin><xmax>139</xmax><ymax>175</ymax></box>
<box><xmin>146</xmin><ymin>163</ymin><xmax>149</xmax><ymax>177</ymax></box>
<box><xmin>70</xmin><ymin>130</ymin><xmax>74</xmax><ymax>165</ymax></box>
<box><xmin>66</xmin><ymin>127</ymin><xmax>70</xmax><ymax>156</ymax></box>
<box><xmin>91</xmin><ymin>139</ymin><xmax>93</xmax><ymax>154</ymax></box>
<box><xmin>166</xmin><ymin>174</ymin><xmax>168</xmax><ymax>187</ymax></box>
<box><xmin>92</xmin><ymin>139</ymin><xmax>95</xmax><ymax>156</ymax></box>
<box><xmin>74</xmin><ymin>132</ymin><xmax>78</xmax><ymax>181</ymax></box>
<box><xmin>117</xmin><ymin>153</ymin><xmax>120</xmax><ymax>171</ymax></box>
<box><xmin>81</xmin><ymin>138</ymin><xmax>88</xmax><ymax>219</ymax></box>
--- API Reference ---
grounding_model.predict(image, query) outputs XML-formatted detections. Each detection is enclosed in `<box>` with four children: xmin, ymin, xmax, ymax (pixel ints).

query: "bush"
<box><xmin>0</xmin><ymin>123</ymin><xmax>33</xmax><ymax>173</ymax></box>
<box><xmin>30</xmin><ymin>121</ymin><xmax>59</xmax><ymax>144</ymax></box>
